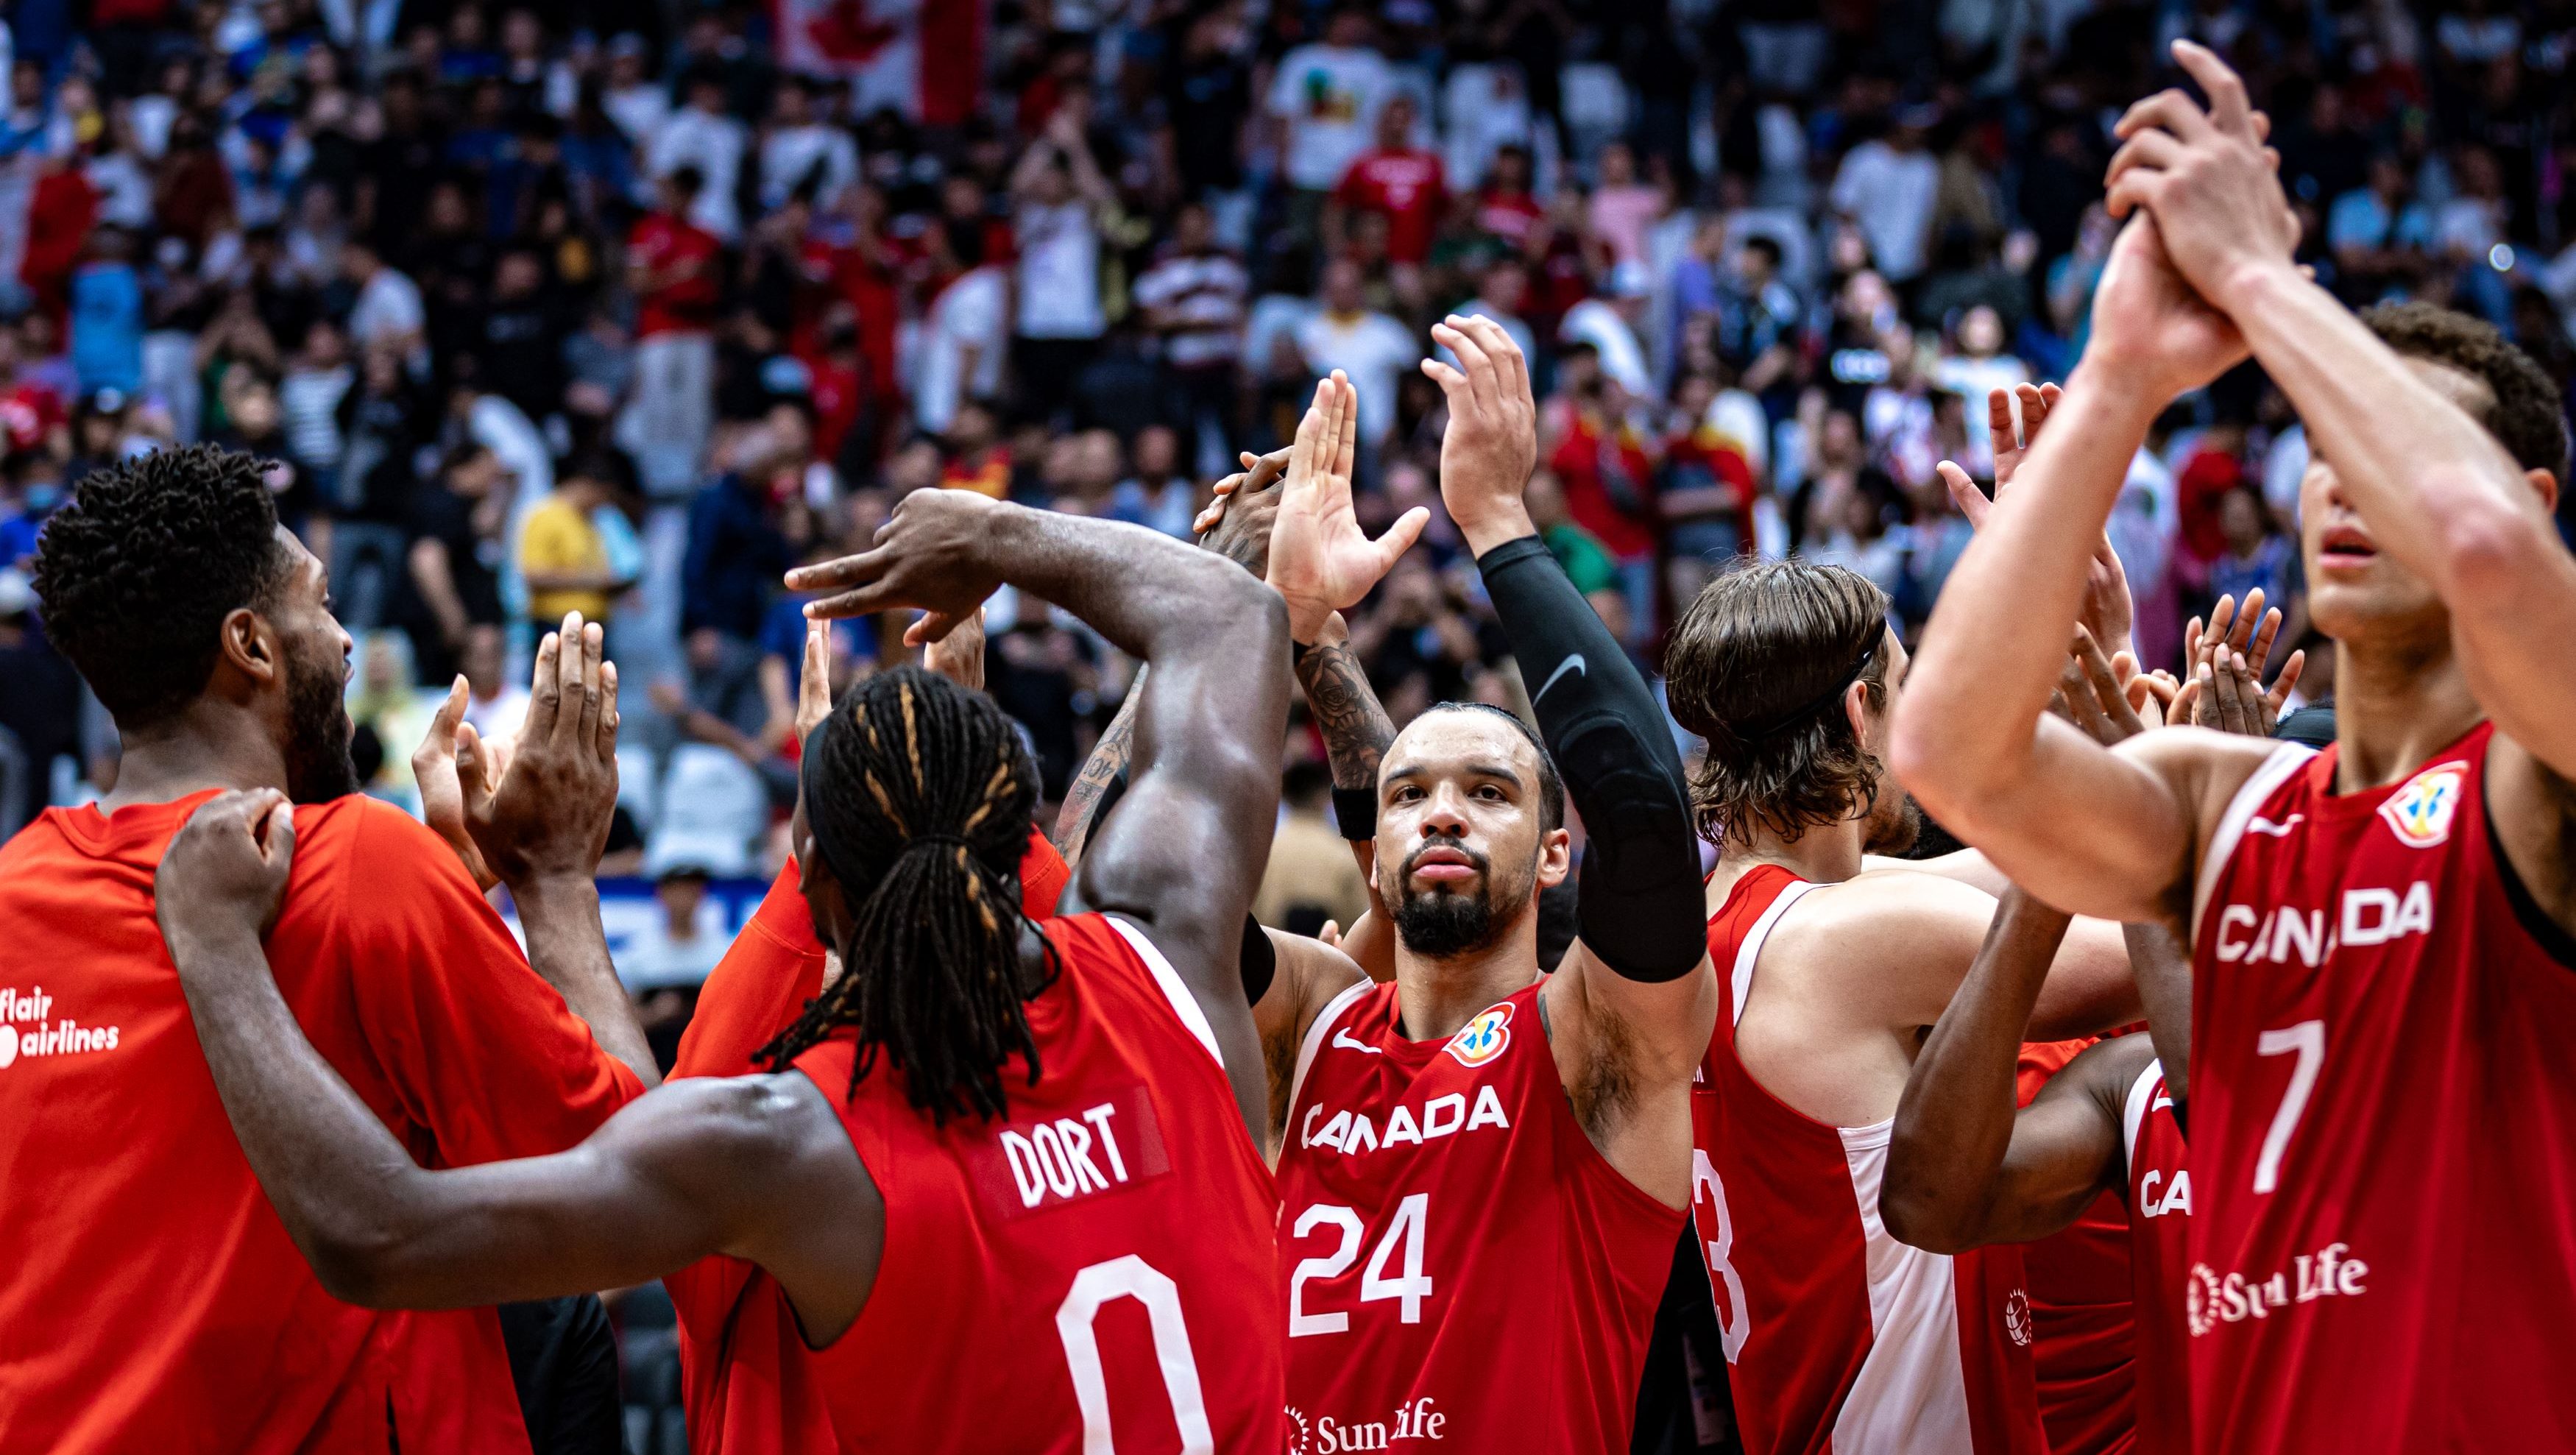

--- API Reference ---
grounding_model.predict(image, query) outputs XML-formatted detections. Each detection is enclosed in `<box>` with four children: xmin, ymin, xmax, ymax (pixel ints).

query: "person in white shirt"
<box><xmin>1008</xmin><ymin>103</ymin><xmax>1114</xmax><ymax>422</ymax></box>
<box><xmin>339</xmin><ymin>237</ymin><xmax>426</xmax><ymax>374</ymax></box>
<box><xmin>1827</xmin><ymin>108</ymin><xmax>1942</xmax><ymax>283</ymax></box>
<box><xmin>616</xmin><ymin>865</ymin><xmax>734</xmax><ymax>992</ymax></box>
<box><xmin>601</xmin><ymin>35</ymin><xmax>669</xmax><ymax>146</ymax></box>
<box><xmin>647</xmin><ymin>71</ymin><xmax>747</xmax><ymax>241</ymax></box>
<box><xmin>1559</xmin><ymin>262</ymin><xmax>1656</xmax><ymax>397</ymax></box>
<box><xmin>913</xmin><ymin>219</ymin><xmax>1008</xmax><ymax>437</ymax></box>
<box><xmin>757</xmin><ymin>74</ymin><xmax>856</xmax><ymax>212</ymax></box>
<box><xmin>1266</xmin><ymin>7</ymin><xmax>1395</xmax><ymax>246</ymax></box>
<box><xmin>1295</xmin><ymin>257</ymin><xmax>1419</xmax><ymax>450</ymax></box>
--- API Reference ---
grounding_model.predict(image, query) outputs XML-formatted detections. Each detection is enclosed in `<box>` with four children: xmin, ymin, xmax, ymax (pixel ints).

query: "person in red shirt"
<box><xmin>1472</xmin><ymin>143</ymin><xmax>1544</xmax><ymax>252</ymax></box>
<box><xmin>1329</xmin><ymin>94</ymin><xmax>1445</xmax><ymax>267</ymax></box>
<box><xmin>624</xmin><ymin>167</ymin><xmax>723</xmax><ymax>495</ymax></box>
<box><xmin>152</xmin><ymin>483</ymin><xmax>1317</xmax><ymax>1455</ymax></box>
<box><xmin>1</xmin><ymin>445</ymin><xmax>652</xmax><ymax>1454</ymax></box>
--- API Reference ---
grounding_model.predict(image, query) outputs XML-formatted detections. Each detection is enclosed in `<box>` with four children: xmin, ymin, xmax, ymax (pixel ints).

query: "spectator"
<box><xmin>1253</xmin><ymin>760</ymin><xmax>1372</xmax><ymax>935</ymax></box>
<box><xmin>618</xmin><ymin>865</ymin><xmax>730</xmax><ymax>992</ymax></box>
<box><xmin>277</xmin><ymin>319</ymin><xmax>353</xmax><ymax>499</ymax></box>
<box><xmin>331</xmin><ymin>344</ymin><xmax>428</xmax><ymax>633</ymax></box>
<box><xmin>1331</xmin><ymin>94</ymin><xmax>1445</xmax><ymax>272</ymax></box>
<box><xmin>68</xmin><ymin>227</ymin><xmax>144</xmax><ymax>396</ymax></box>
<box><xmin>913</xmin><ymin>216</ymin><xmax>1008</xmax><ymax>437</ymax></box>
<box><xmin>600</xmin><ymin>35</ymin><xmax>669</xmax><ymax>146</ymax></box>
<box><xmin>652</xmin><ymin>624</ymin><xmax>785</xmax><ymax>769</ymax></box>
<box><xmin>1588</xmin><ymin>141</ymin><xmax>1666</xmax><ymax>270</ymax></box>
<box><xmin>1008</xmin><ymin>103</ymin><xmax>1115</xmax><ymax>426</ymax></box>
<box><xmin>1108</xmin><ymin>424</ymin><xmax>1195</xmax><ymax>539</ymax></box>
<box><xmin>1132</xmin><ymin>201</ymin><xmax>1248</xmax><ymax>469</ymax></box>
<box><xmin>1829</xmin><ymin>107</ymin><xmax>1941</xmax><ymax>285</ymax></box>
<box><xmin>680</xmin><ymin>436</ymin><xmax>792</xmax><ymax>646</ymax></box>
<box><xmin>758</xmin><ymin>76</ymin><xmax>856</xmax><ymax>213</ymax></box>
<box><xmin>2209</xmin><ymin>485</ymin><xmax>2309</xmax><ymax>674</ymax></box>
<box><xmin>338</xmin><ymin>236</ymin><xmax>425</xmax><ymax>373</ymax></box>
<box><xmin>620</xmin><ymin>167</ymin><xmax>722</xmax><ymax>498</ymax></box>
<box><xmin>403</xmin><ymin>442</ymin><xmax>510</xmax><ymax>686</ymax></box>
<box><xmin>1296</xmin><ymin>257</ymin><xmax>1418</xmax><ymax>453</ymax></box>
<box><xmin>1268</xmin><ymin>6</ymin><xmax>1397</xmax><ymax>252</ymax></box>
<box><xmin>1451</xmin><ymin>256</ymin><xmax>1538</xmax><ymax>364</ymax></box>
<box><xmin>521</xmin><ymin>456</ymin><xmax>633</xmax><ymax>626</ymax></box>
<box><xmin>648</xmin><ymin>71</ymin><xmax>749</xmax><ymax>241</ymax></box>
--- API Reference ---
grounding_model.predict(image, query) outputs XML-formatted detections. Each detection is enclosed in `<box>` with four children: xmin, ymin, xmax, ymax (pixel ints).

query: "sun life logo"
<box><xmin>1445</xmin><ymin>1002</ymin><xmax>1513</xmax><ymax>1068</ymax></box>
<box><xmin>2004</xmin><ymin>1288</ymin><xmax>2033</xmax><ymax>1347</ymax></box>
<box><xmin>1286</xmin><ymin>1406</ymin><xmax>1312</xmax><ymax>1455</ymax></box>
<box><xmin>2379</xmin><ymin>761</ymin><xmax>2466</xmax><ymax>848</ymax></box>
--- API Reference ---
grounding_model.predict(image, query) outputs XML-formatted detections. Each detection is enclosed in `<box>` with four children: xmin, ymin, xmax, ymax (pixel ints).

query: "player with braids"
<box><xmin>146</xmin><ymin>456</ymin><xmax>1434</xmax><ymax>1451</ymax></box>
<box><xmin>759</xmin><ymin>666</ymin><xmax>1055</xmax><ymax>1121</ymax></box>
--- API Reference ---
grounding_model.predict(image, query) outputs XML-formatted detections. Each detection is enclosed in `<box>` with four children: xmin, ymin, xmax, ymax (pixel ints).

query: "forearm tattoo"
<box><xmin>1296</xmin><ymin>641</ymin><xmax>1395</xmax><ymax>792</ymax></box>
<box><xmin>1052</xmin><ymin>671</ymin><xmax>1143</xmax><ymax>864</ymax></box>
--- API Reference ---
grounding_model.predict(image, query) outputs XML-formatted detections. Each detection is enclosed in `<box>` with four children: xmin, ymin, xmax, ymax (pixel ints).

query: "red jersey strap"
<box><xmin>2122</xmin><ymin>1058</ymin><xmax>2168</xmax><ymax>1170</ymax></box>
<box><xmin>1720</xmin><ymin>868</ymin><xmax>1818</xmax><ymax>1028</ymax></box>
<box><xmin>2193</xmin><ymin>742</ymin><xmax>2317</xmax><ymax>939</ymax></box>
<box><xmin>1091</xmin><ymin>914</ymin><xmax>1222</xmax><ymax>1066</ymax></box>
<box><xmin>1287</xmin><ymin>977</ymin><xmax>1378</xmax><ymax>1114</ymax></box>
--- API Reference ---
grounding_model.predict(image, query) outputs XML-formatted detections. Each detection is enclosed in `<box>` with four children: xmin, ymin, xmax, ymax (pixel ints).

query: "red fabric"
<box><xmin>1336</xmin><ymin>149</ymin><xmax>1446</xmax><ymax>264</ymax></box>
<box><xmin>1473</xmin><ymin>188</ymin><xmax>1543</xmax><ymax>249</ymax></box>
<box><xmin>1549</xmin><ymin>411</ymin><xmax>1658</xmax><ymax>560</ymax></box>
<box><xmin>666</xmin><ymin>829</ymin><xmax>1067</xmax><ymax>1455</ymax></box>
<box><xmin>2174</xmin><ymin>449</ymin><xmax>2243</xmax><ymax>565</ymax></box>
<box><xmin>1694</xmin><ymin>866</ymin><xmax>2047</xmax><ymax>1455</ymax></box>
<box><xmin>2123</xmin><ymin>1061</ymin><xmax>2192</xmax><ymax>1455</ymax></box>
<box><xmin>0</xmin><ymin>793</ymin><xmax>640</xmax><ymax>1454</ymax></box>
<box><xmin>2</xmin><ymin>378</ymin><xmax>66</xmax><ymax>454</ymax></box>
<box><xmin>2188</xmin><ymin>723</ymin><xmax>2576</xmax><ymax>1450</ymax></box>
<box><xmin>798</xmin><ymin>913</ymin><xmax>1282</xmax><ymax>1452</ymax></box>
<box><xmin>1278</xmin><ymin>977</ymin><xmax>1675</xmax><ymax>1452</ymax></box>
<box><xmin>2017</xmin><ymin>1038</ymin><xmax>2141</xmax><ymax>1455</ymax></box>
<box><xmin>20</xmin><ymin>168</ymin><xmax>97</xmax><ymax>328</ymax></box>
<box><xmin>918</xmin><ymin>0</ymin><xmax>983</xmax><ymax>127</ymax></box>
<box><xmin>629</xmin><ymin>211</ymin><xmax>723</xmax><ymax>336</ymax></box>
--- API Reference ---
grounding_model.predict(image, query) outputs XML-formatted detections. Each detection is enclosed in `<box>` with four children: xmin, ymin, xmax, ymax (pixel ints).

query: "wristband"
<box><xmin>1331</xmin><ymin>786</ymin><xmax>1378</xmax><ymax>841</ymax></box>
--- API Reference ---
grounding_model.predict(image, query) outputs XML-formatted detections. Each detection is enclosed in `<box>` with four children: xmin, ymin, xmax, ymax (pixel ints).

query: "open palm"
<box><xmin>1267</xmin><ymin>372</ymin><xmax>1429</xmax><ymax>638</ymax></box>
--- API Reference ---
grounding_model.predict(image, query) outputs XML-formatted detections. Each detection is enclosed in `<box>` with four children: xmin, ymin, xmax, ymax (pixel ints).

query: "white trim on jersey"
<box><xmin>1103</xmin><ymin>915</ymin><xmax>1225</xmax><ymax>1068</ymax></box>
<box><xmin>1835</xmin><ymin>1116</ymin><xmax>1978</xmax><ymax>1452</ymax></box>
<box><xmin>2123</xmin><ymin>1057</ymin><xmax>2166</xmax><ymax>1172</ymax></box>
<box><xmin>1288</xmin><ymin>977</ymin><xmax>1378</xmax><ymax>1116</ymax></box>
<box><xmin>1731</xmin><ymin>878</ymin><xmax>1821</xmax><ymax>1029</ymax></box>
<box><xmin>2193</xmin><ymin>742</ymin><xmax>2316</xmax><ymax>943</ymax></box>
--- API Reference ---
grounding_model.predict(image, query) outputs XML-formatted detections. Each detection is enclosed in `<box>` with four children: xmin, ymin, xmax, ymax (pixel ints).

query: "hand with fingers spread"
<box><xmin>917</xmin><ymin>605</ymin><xmax>988</xmax><ymax>692</ymax></box>
<box><xmin>2048</xmin><ymin>626</ymin><xmax>2151</xmax><ymax>746</ymax></box>
<box><xmin>1195</xmin><ymin>446</ymin><xmax>1295</xmax><ymax>576</ymax></box>
<box><xmin>1936</xmin><ymin>383</ymin><xmax>2138</xmax><ymax>657</ymax></box>
<box><xmin>155</xmin><ymin>789</ymin><xmax>300</xmax><ymax>963</ymax></box>
<box><xmin>1422</xmin><ymin>312</ymin><xmax>1541</xmax><ymax>555</ymax></box>
<box><xmin>467</xmin><ymin>612</ymin><xmax>623</xmax><ymax>886</ymax></box>
<box><xmin>2103</xmin><ymin>40</ymin><xmax>2303</xmax><ymax>314</ymax></box>
<box><xmin>2171</xmin><ymin>589</ymin><xmax>2305</xmax><ymax>734</ymax></box>
<box><xmin>1267</xmin><ymin>372</ymin><xmax>1432</xmax><ymax>640</ymax></box>
<box><xmin>789</xmin><ymin>486</ymin><xmax>1007</xmax><ymax>637</ymax></box>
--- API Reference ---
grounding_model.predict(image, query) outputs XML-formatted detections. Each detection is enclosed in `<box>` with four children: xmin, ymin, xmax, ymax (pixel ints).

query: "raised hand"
<box><xmin>155</xmin><ymin>788</ymin><xmax>298</xmax><ymax>963</ymax></box>
<box><xmin>2171</xmin><ymin>589</ymin><xmax>2305</xmax><ymax>734</ymax></box>
<box><xmin>794</xmin><ymin>620</ymin><xmax>837</xmax><ymax>744</ymax></box>
<box><xmin>2103</xmin><ymin>41</ymin><xmax>2302</xmax><ymax>314</ymax></box>
<box><xmin>414</xmin><ymin>675</ymin><xmax>500</xmax><ymax>890</ymax></box>
<box><xmin>790</xmin><ymin>486</ymin><xmax>1007</xmax><ymax>637</ymax></box>
<box><xmin>2048</xmin><ymin>626</ymin><xmax>2151</xmax><ymax>746</ymax></box>
<box><xmin>1194</xmin><ymin>446</ymin><xmax>1295</xmax><ymax>576</ymax></box>
<box><xmin>2085</xmin><ymin>213</ymin><xmax>2252</xmax><ymax>406</ymax></box>
<box><xmin>1267</xmin><ymin>372</ymin><xmax>1429</xmax><ymax>640</ymax></box>
<box><xmin>467</xmin><ymin>612</ymin><xmax>622</xmax><ymax>886</ymax></box>
<box><xmin>1936</xmin><ymin>383</ymin><xmax>2137</xmax><ymax>657</ymax></box>
<box><xmin>1422</xmin><ymin>313</ymin><xmax>1540</xmax><ymax>555</ymax></box>
<box><xmin>919</xmin><ymin>604</ymin><xmax>988</xmax><ymax>690</ymax></box>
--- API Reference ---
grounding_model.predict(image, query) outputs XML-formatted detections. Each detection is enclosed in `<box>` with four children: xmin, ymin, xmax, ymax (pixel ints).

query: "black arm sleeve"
<box><xmin>1475</xmin><ymin>535</ymin><xmax>1706</xmax><ymax>983</ymax></box>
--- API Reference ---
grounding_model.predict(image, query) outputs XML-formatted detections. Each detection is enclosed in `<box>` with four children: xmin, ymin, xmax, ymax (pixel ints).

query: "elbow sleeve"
<box><xmin>1476</xmin><ymin>537</ymin><xmax>1706</xmax><ymax>983</ymax></box>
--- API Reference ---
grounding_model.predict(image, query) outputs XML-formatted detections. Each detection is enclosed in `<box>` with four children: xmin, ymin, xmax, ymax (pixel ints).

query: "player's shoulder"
<box><xmin>1808</xmin><ymin>864</ymin><xmax>2001</xmax><ymax>944</ymax></box>
<box><xmin>293</xmin><ymin>793</ymin><xmax>456</xmax><ymax>871</ymax></box>
<box><xmin>2119</xmin><ymin>723</ymin><xmax>2306</xmax><ymax>813</ymax></box>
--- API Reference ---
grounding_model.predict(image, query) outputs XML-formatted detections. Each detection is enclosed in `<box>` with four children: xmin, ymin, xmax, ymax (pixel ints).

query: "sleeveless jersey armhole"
<box><xmin>1287</xmin><ymin>978</ymin><xmax>1376</xmax><ymax>1115</ymax></box>
<box><xmin>1731</xmin><ymin>878</ymin><xmax>1819</xmax><ymax>1028</ymax></box>
<box><xmin>2193</xmin><ymin>742</ymin><xmax>2316</xmax><ymax>942</ymax></box>
<box><xmin>1099</xmin><ymin>914</ymin><xmax>1225</xmax><ymax>1065</ymax></box>
<box><xmin>2483</xmin><ymin>779</ymin><xmax>2576</xmax><ymax>972</ymax></box>
<box><xmin>2120</xmin><ymin>1058</ymin><xmax>2164</xmax><ymax>1175</ymax></box>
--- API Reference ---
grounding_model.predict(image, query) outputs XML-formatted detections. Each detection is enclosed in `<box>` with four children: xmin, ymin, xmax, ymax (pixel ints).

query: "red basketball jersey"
<box><xmin>1274</xmin><ymin>977</ymin><xmax>1679</xmax><ymax>1453</ymax></box>
<box><xmin>1693</xmin><ymin>865</ymin><xmax>2047</xmax><ymax>1455</ymax></box>
<box><xmin>2119</xmin><ymin>1059</ymin><xmax>2190</xmax><ymax>1455</ymax></box>
<box><xmin>2187</xmin><ymin>723</ymin><xmax>2576</xmax><ymax>1451</ymax></box>
<box><xmin>2014</xmin><ymin>1038</ymin><xmax>2137</xmax><ymax>1455</ymax></box>
<box><xmin>791</xmin><ymin>913</ymin><xmax>1283</xmax><ymax>1454</ymax></box>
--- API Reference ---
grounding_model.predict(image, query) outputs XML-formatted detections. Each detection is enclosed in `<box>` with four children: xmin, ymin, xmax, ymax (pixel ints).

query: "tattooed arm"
<box><xmin>1052</xmin><ymin>679</ymin><xmax>1142</xmax><ymax>866</ymax></box>
<box><xmin>1294</xmin><ymin>613</ymin><xmax>1398</xmax><ymax>980</ymax></box>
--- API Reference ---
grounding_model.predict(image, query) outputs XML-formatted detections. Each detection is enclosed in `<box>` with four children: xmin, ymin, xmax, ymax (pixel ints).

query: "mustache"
<box><xmin>1401</xmin><ymin>835</ymin><xmax>1490</xmax><ymax>881</ymax></box>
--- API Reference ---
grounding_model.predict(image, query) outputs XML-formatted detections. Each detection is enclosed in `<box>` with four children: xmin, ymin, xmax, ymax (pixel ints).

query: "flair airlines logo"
<box><xmin>2186</xmin><ymin>1242</ymin><xmax>2371</xmax><ymax>1337</ymax></box>
<box><xmin>2004</xmin><ymin>1288</ymin><xmax>2033</xmax><ymax>1347</ymax></box>
<box><xmin>0</xmin><ymin>986</ymin><xmax>121</xmax><ymax>1070</ymax></box>
<box><xmin>1443</xmin><ymin>1002</ymin><xmax>1512</xmax><ymax>1068</ymax></box>
<box><xmin>1286</xmin><ymin>1397</ymin><xmax>1447</xmax><ymax>1452</ymax></box>
<box><xmin>2379</xmin><ymin>762</ymin><xmax>2466</xmax><ymax>848</ymax></box>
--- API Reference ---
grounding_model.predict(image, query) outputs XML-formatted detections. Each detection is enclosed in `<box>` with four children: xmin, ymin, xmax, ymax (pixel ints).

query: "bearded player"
<box><xmin>1244</xmin><ymin>322</ymin><xmax>1717</xmax><ymax>1451</ymax></box>
<box><xmin>1897</xmin><ymin>40</ymin><xmax>2576</xmax><ymax>1451</ymax></box>
<box><xmin>149</xmin><ymin>485</ymin><xmax>1324</xmax><ymax>1454</ymax></box>
<box><xmin>0</xmin><ymin>446</ymin><xmax>649</xmax><ymax>1454</ymax></box>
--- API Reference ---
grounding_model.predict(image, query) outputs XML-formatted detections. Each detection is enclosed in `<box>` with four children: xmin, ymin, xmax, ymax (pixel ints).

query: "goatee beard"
<box><xmin>284</xmin><ymin>651</ymin><xmax>360</xmax><ymax>804</ymax></box>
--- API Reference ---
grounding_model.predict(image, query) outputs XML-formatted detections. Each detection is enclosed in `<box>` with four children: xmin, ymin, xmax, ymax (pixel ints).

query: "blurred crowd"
<box><xmin>7</xmin><ymin>0</ymin><xmax>2576</xmax><ymax>984</ymax></box>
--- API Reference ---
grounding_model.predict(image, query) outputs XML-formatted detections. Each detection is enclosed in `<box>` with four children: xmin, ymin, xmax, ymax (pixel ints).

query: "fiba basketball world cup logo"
<box><xmin>2004</xmin><ymin>1288</ymin><xmax>2033</xmax><ymax>1347</ymax></box>
<box><xmin>1444</xmin><ymin>1002</ymin><xmax>1513</xmax><ymax>1069</ymax></box>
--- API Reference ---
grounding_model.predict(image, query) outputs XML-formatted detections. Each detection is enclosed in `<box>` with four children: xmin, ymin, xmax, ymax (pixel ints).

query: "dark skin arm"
<box><xmin>154</xmin><ymin>792</ymin><xmax>880</xmax><ymax>1339</ymax></box>
<box><xmin>796</xmin><ymin>492</ymin><xmax>1293</xmax><ymax>1139</ymax></box>
<box><xmin>1883</xmin><ymin>886</ymin><xmax>2156</xmax><ymax>1252</ymax></box>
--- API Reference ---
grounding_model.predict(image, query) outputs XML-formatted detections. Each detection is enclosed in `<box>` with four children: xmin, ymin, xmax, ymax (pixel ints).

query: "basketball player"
<box><xmin>0</xmin><ymin>446</ymin><xmax>649</xmax><ymax>1454</ymax></box>
<box><xmin>1896</xmin><ymin>40</ymin><xmax>2576</xmax><ymax>1449</ymax></box>
<box><xmin>1657</xmin><ymin>561</ymin><xmax>2143</xmax><ymax>1455</ymax></box>
<box><xmin>1243</xmin><ymin>322</ymin><xmax>1719</xmax><ymax>1451</ymax></box>
<box><xmin>152</xmin><ymin>484</ymin><xmax>1310</xmax><ymax>1453</ymax></box>
<box><xmin>662</xmin><ymin>614</ymin><xmax>1069</xmax><ymax>1455</ymax></box>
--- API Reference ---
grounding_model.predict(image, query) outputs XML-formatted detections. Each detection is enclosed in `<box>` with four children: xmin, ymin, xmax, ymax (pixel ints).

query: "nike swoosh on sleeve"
<box><xmin>1534</xmin><ymin>654</ymin><xmax>1585</xmax><ymax>705</ymax></box>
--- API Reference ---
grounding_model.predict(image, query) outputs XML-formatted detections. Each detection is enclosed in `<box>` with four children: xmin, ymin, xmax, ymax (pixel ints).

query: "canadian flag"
<box><xmin>771</xmin><ymin>0</ymin><xmax>982</xmax><ymax>126</ymax></box>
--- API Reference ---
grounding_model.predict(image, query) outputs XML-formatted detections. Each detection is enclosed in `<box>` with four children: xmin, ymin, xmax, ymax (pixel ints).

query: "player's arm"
<box><xmin>154</xmin><ymin>793</ymin><xmax>872</xmax><ymax>1322</ymax></box>
<box><xmin>1885</xmin><ymin>891</ymin><xmax>2151</xmax><ymax>1251</ymax></box>
<box><xmin>1426</xmin><ymin>316</ymin><xmax>1716</xmax><ymax>1146</ymax></box>
<box><xmin>1250</xmin><ymin>926</ymin><xmax>1370</xmax><ymax>1157</ymax></box>
<box><xmin>1891</xmin><ymin>219</ymin><xmax>2260</xmax><ymax>922</ymax></box>
<box><xmin>2117</xmin><ymin>42</ymin><xmax>2576</xmax><ymax>780</ymax></box>
<box><xmin>793</xmin><ymin>486</ymin><xmax>1304</xmax><ymax>1132</ymax></box>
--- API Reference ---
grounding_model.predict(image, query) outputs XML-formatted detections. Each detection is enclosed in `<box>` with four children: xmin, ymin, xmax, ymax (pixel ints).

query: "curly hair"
<box><xmin>759</xmin><ymin>666</ymin><xmax>1052</xmax><ymax>1125</ymax></box>
<box><xmin>1663</xmin><ymin>559</ymin><xmax>1892</xmax><ymax>848</ymax></box>
<box><xmin>2361</xmin><ymin>301</ymin><xmax>2569</xmax><ymax>476</ymax></box>
<box><xmin>29</xmin><ymin>445</ymin><xmax>289</xmax><ymax>728</ymax></box>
